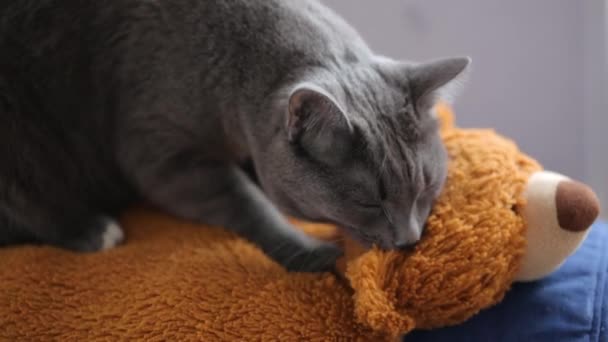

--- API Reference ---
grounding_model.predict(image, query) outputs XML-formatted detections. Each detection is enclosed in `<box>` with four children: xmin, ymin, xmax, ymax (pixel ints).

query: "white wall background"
<box><xmin>324</xmin><ymin>0</ymin><xmax>607</xmax><ymax>218</ymax></box>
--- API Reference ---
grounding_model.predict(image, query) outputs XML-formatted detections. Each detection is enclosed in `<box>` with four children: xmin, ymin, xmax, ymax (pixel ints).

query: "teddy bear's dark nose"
<box><xmin>555</xmin><ymin>180</ymin><xmax>600</xmax><ymax>232</ymax></box>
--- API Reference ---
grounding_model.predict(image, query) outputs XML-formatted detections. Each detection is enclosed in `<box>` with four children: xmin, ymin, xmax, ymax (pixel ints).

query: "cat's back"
<box><xmin>0</xmin><ymin>0</ymin><xmax>372</xmax><ymax>110</ymax></box>
<box><xmin>188</xmin><ymin>0</ymin><xmax>373</xmax><ymax>86</ymax></box>
<box><xmin>201</xmin><ymin>0</ymin><xmax>369</xmax><ymax>50</ymax></box>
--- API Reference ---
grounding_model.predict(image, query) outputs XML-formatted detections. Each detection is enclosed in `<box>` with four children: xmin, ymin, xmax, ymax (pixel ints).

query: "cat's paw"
<box><xmin>280</xmin><ymin>241</ymin><xmax>343</xmax><ymax>273</ymax></box>
<box><xmin>60</xmin><ymin>216</ymin><xmax>125</xmax><ymax>252</ymax></box>
<box><xmin>99</xmin><ymin>219</ymin><xmax>125</xmax><ymax>250</ymax></box>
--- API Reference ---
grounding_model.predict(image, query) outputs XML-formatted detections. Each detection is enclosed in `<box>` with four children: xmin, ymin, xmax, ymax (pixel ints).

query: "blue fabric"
<box><xmin>406</xmin><ymin>221</ymin><xmax>608</xmax><ymax>342</ymax></box>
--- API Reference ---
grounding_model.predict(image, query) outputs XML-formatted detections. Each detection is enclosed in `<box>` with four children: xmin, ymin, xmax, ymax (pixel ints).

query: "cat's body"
<box><xmin>0</xmin><ymin>0</ymin><xmax>468</xmax><ymax>271</ymax></box>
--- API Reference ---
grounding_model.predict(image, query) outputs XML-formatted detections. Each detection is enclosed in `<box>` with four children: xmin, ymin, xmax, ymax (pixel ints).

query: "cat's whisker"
<box><xmin>281</xmin><ymin>249</ymin><xmax>307</xmax><ymax>270</ymax></box>
<box><xmin>295</xmin><ymin>250</ymin><xmax>314</xmax><ymax>272</ymax></box>
<box><xmin>265</xmin><ymin>239</ymin><xmax>292</xmax><ymax>259</ymax></box>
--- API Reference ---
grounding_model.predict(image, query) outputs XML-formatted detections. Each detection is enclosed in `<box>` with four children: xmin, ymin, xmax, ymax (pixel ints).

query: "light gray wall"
<box><xmin>324</xmin><ymin>0</ymin><xmax>607</xmax><ymax>217</ymax></box>
<box><xmin>583</xmin><ymin>0</ymin><xmax>607</xmax><ymax>218</ymax></box>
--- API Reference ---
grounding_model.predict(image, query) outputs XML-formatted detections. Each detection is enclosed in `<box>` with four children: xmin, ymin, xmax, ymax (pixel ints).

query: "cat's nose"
<box><xmin>393</xmin><ymin>226</ymin><xmax>422</xmax><ymax>250</ymax></box>
<box><xmin>394</xmin><ymin>240</ymin><xmax>417</xmax><ymax>251</ymax></box>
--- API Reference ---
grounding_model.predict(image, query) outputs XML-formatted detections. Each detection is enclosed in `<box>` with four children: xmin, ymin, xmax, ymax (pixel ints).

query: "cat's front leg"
<box><xmin>129</xmin><ymin>160</ymin><xmax>341</xmax><ymax>272</ymax></box>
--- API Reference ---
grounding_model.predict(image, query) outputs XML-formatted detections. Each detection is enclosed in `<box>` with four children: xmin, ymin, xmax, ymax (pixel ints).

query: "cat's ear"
<box><xmin>408</xmin><ymin>57</ymin><xmax>471</xmax><ymax>112</ymax></box>
<box><xmin>287</xmin><ymin>84</ymin><xmax>354</xmax><ymax>164</ymax></box>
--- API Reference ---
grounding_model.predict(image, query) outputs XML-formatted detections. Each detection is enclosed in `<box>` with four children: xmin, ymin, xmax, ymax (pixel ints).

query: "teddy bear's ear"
<box><xmin>434</xmin><ymin>102</ymin><xmax>456</xmax><ymax>133</ymax></box>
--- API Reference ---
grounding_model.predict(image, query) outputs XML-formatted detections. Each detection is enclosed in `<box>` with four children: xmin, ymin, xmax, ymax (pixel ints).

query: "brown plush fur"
<box><xmin>0</xmin><ymin>105</ymin><xmax>542</xmax><ymax>341</ymax></box>
<box><xmin>343</xmin><ymin>104</ymin><xmax>541</xmax><ymax>335</ymax></box>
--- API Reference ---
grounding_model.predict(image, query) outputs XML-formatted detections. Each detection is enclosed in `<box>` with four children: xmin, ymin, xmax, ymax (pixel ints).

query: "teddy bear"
<box><xmin>0</xmin><ymin>104</ymin><xmax>599</xmax><ymax>341</ymax></box>
<box><xmin>336</xmin><ymin>103</ymin><xmax>600</xmax><ymax>337</ymax></box>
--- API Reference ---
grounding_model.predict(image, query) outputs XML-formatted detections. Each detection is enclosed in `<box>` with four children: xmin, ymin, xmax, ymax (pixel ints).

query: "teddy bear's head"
<box><xmin>340</xmin><ymin>104</ymin><xmax>600</xmax><ymax>336</ymax></box>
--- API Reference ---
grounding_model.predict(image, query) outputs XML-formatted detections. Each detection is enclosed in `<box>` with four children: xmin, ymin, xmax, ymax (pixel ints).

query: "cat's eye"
<box><xmin>399</xmin><ymin>98</ymin><xmax>414</xmax><ymax>116</ymax></box>
<box><xmin>354</xmin><ymin>201</ymin><xmax>381</xmax><ymax>210</ymax></box>
<box><xmin>378</xmin><ymin>179</ymin><xmax>387</xmax><ymax>200</ymax></box>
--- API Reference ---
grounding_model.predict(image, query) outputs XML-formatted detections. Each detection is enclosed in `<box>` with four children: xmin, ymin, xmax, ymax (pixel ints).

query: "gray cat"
<box><xmin>0</xmin><ymin>0</ymin><xmax>469</xmax><ymax>271</ymax></box>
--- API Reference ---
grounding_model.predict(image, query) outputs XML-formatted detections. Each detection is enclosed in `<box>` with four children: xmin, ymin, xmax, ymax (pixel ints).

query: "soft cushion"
<box><xmin>406</xmin><ymin>220</ymin><xmax>608</xmax><ymax>342</ymax></box>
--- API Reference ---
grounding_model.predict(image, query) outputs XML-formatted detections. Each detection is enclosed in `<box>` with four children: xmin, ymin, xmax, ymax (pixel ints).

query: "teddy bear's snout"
<box><xmin>555</xmin><ymin>180</ymin><xmax>600</xmax><ymax>232</ymax></box>
<box><xmin>517</xmin><ymin>171</ymin><xmax>600</xmax><ymax>281</ymax></box>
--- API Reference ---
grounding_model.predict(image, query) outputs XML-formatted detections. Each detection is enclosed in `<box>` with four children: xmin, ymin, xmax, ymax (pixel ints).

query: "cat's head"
<box><xmin>259</xmin><ymin>56</ymin><xmax>470</xmax><ymax>250</ymax></box>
